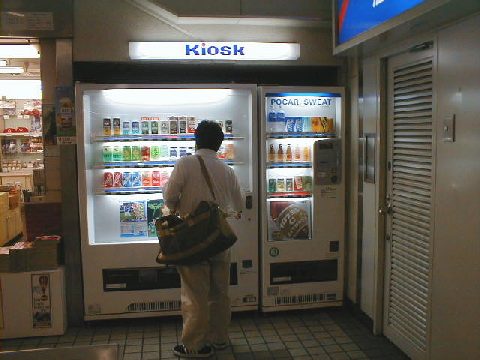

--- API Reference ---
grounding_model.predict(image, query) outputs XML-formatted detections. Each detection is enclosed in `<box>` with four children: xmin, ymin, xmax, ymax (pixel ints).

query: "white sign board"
<box><xmin>129</xmin><ymin>42</ymin><xmax>300</xmax><ymax>61</ymax></box>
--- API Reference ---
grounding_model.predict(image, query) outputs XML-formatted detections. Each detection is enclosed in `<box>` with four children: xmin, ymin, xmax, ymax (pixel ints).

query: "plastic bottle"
<box><xmin>277</xmin><ymin>144</ymin><xmax>284</xmax><ymax>163</ymax></box>
<box><xmin>276</xmin><ymin>105</ymin><xmax>286</xmax><ymax>133</ymax></box>
<box><xmin>268</xmin><ymin>144</ymin><xmax>276</xmax><ymax>162</ymax></box>
<box><xmin>303</xmin><ymin>145</ymin><xmax>311</xmax><ymax>162</ymax></box>
<box><xmin>294</xmin><ymin>144</ymin><xmax>301</xmax><ymax>162</ymax></box>
<box><xmin>286</xmin><ymin>144</ymin><xmax>292</xmax><ymax>162</ymax></box>
<box><xmin>267</xmin><ymin>107</ymin><xmax>277</xmax><ymax>133</ymax></box>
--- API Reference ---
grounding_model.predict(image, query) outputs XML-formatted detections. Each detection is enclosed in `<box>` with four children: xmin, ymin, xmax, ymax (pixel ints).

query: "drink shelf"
<box><xmin>2</xmin><ymin>151</ymin><xmax>44</xmax><ymax>155</ymax></box>
<box><xmin>267</xmin><ymin>162</ymin><xmax>312</xmax><ymax>168</ymax></box>
<box><xmin>267</xmin><ymin>191</ymin><xmax>312</xmax><ymax>198</ymax></box>
<box><xmin>96</xmin><ymin>187</ymin><xmax>163</xmax><ymax>195</ymax></box>
<box><xmin>93</xmin><ymin>134</ymin><xmax>242</xmax><ymax>142</ymax></box>
<box><xmin>0</xmin><ymin>132</ymin><xmax>42</xmax><ymax>138</ymax></box>
<box><xmin>95</xmin><ymin>160</ymin><xmax>241</xmax><ymax>169</ymax></box>
<box><xmin>266</xmin><ymin>132</ymin><xmax>335</xmax><ymax>139</ymax></box>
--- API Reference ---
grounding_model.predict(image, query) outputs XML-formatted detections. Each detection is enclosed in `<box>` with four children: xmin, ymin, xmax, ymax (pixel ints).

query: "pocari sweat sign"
<box><xmin>129</xmin><ymin>42</ymin><xmax>300</xmax><ymax>61</ymax></box>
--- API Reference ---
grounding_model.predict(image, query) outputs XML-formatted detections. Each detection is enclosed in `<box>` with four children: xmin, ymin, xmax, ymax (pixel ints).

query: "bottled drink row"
<box><xmin>268</xmin><ymin>143</ymin><xmax>311</xmax><ymax>163</ymax></box>
<box><xmin>268</xmin><ymin>111</ymin><xmax>335</xmax><ymax>133</ymax></box>
<box><xmin>268</xmin><ymin>175</ymin><xmax>313</xmax><ymax>193</ymax></box>
<box><xmin>102</xmin><ymin>116</ymin><xmax>233</xmax><ymax>136</ymax></box>
<box><xmin>102</xmin><ymin>143</ymin><xmax>234</xmax><ymax>162</ymax></box>
<box><xmin>103</xmin><ymin>169</ymin><xmax>172</xmax><ymax>189</ymax></box>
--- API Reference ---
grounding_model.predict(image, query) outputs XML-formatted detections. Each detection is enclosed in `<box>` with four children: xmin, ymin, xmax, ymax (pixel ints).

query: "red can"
<box><xmin>141</xmin><ymin>146</ymin><xmax>150</xmax><ymax>161</ymax></box>
<box><xmin>113</xmin><ymin>172</ymin><xmax>123</xmax><ymax>187</ymax></box>
<box><xmin>152</xmin><ymin>171</ymin><xmax>161</xmax><ymax>186</ymax></box>
<box><xmin>103</xmin><ymin>172</ymin><xmax>113</xmax><ymax>188</ymax></box>
<box><xmin>142</xmin><ymin>171</ymin><xmax>152</xmax><ymax>186</ymax></box>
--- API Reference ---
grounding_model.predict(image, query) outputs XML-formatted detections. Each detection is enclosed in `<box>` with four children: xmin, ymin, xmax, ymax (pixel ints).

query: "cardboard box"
<box><xmin>0</xmin><ymin>215</ymin><xmax>8</xmax><ymax>246</ymax></box>
<box><xmin>0</xmin><ymin>192</ymin><xmax>8</xmax><ymax>212</ymax></box>
<box><xmin>0</xmin><ymin>267</ymin><xmax>67</xmax><ymax>338</ymax></box>
<box><xmin>8</xmin><ymin>191</ymin><xmax>20</xmax><ymax>209</ymax></box>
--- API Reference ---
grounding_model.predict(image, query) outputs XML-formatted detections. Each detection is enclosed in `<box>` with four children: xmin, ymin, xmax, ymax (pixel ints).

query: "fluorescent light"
<box><xmin>0</xmin><ymin>80</ymin><xmax>41</xmax><ymax>99</ymax></box>
<box><xmin>102</xmin><ymin>88</ymin><xmax>232</xmax><ymax>105</ymax></box>
<box><xmin>129</xmin><ymin>42</ymin><xmax>300</xmax><ymax>61</ymax></box>
<box><xmin>0</xmin><ymin>66</ymin><xmax>24</xmax><ymax>74</ymax></box>
<box><xmin>0</xmin><ymin>45</ymin><xmax>39</xmax><ymax>58</ymax></box>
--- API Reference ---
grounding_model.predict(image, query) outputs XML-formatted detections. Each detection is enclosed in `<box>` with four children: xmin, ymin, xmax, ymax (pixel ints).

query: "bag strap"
<box><xmin>196</xmin><ymin>155</ymin><xmax>217</xmax><ymax>201</ymax></box>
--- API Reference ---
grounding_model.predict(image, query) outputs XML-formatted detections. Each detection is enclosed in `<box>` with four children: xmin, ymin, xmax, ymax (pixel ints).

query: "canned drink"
<box><xmin>160</xmin><ymin>120</ymin><xmax>169</xmax><ymax>134</ymax></box>
<box><xmin>141</xmin><ymin>121</ymin><xmax>150</xmax><ymax>135</ymax></box>
<box><xmin>179</xmin><ymin>147</ymin><xmax>187</xmax><ymax>157</ymax></box>
<box><xmin>187</xmin><ymin>117</ymin><xmax>196</xmax><ymax>133</ymax></box>
<box><xmin>131</xmin><ymin>121</ymin><xmax>140</xmax><ymax>134</ymax></box>
<box><xmin>113</xmin><ymin>118</ymin><xmax>121</xmax><ymax>135</ymax></box>
<box><xmin>122</xmin><ymin>121</ymin><xmax>130</xmax><ymax>135</ymax></box>
<box><xmin>285</xmin><ymin>117</ymin><xmax>296</xmax><ymax>132</ymax></box>
<box><xmin>169</xmin><ymin>146</ymin><xmax>178</xmax><ymax>158</ymax></box>
<box><xmin>169</xmin><ymin>117</ymin><xmax>178</xmax><ymax>134</ymax></box>
<box><xmin>294</xmin><ymin>176</ymin><xmax>304</xmax><ymax>191</ymax></box>
<box><xmin>217</xmin><ymin>145</ymin><xmax>226</xmax><ymax>159</ymax></box>
<box><xmin>225</xmin><ymin>143</ymin><xmax>234</xmax><ymax>160</ymax></box>
<box><xmin>112</xmin><ymin>146</ymin><xmax>123</xmax><ymax>161</ymax></box>
<box><xmin>103</xmin><ymin>118</ymin><xmax>112</xmax><ymax>136</ymax></box>
<box><xmin>113</xmin><ymin>172</ymin><xmax>123</xmax><ymax>187</ymax></box>
<box><xmin>103</xmin><ymin>172</ymin><xmax>113</xmax><ymax>188</ymax></box>
<box><xmin>268</xmin><ymin>178</ymin><xmax>277</xmax><ymax>193</ymax></box>
<box><xmin>131</xmin><ymin>146</ymin><xmax>142</xmax><ymax>161</ymax></box>
<box><xmin>141</xmin><ymin>146</ymin><xmax>150</xmax><ymax>161</ymax></box>
<box><xmin>150</xmin><ymin>145</ymin><xmax>160</xmax><ymax>160</ymax></box>
<box><xmin>152</xmin><ymin>171</ymin><xmax>161</xmax><ymax>186</ymax></box>
<box><xmin>160</xmin><ymin>169</ymin><xmax>170</xmax><ymax>187</ymax></box>
<box><xmin>187</xmin><ymin>146</ymin><xmax>195</xmax><ymax>156</ymax></box>
<box><xmin>276</xmin><ymin>178</ymin><xmax>286</xmax><ymax>192</ymax></box>
<box><xmin>151</xmin><ymin>120</ymin><xmax>159</xmax><ymax>134</ymax></box>
<box><xmin>294</xmin><ymin>117</ymin><xmax>304</xmax><ymax>132</ymax></box>
<box><xmin>142</xmin><ymin>171</ymin><xmax>152</xmax><ymax>186</ymax></box>
<box><xmin>286</xmin><ymin>178</ymin><xmax>293</xmax><ymax>192</ymax></box>
<box><xmin>160</xmin><ymin>144</ymin><xmax>169</xmax><ymax>158</ymax></box>
<box><xmin>122</xmin><ymin>172</ymin><xmax>132</xmax><ymax>187</ymax></box>
<box><xmin>178</xmin><ymin>117</ymin><xmax>187</xmax><ymax>134</ymax></box>
<box><xmin>102</xmin><ymin>146</ymin><xmax>113</xmax><ymax>162</ymax></box>
<box><xmin>131</xmin><ymin>171</ymin><xmax>142</xmax><ymax>187</ymax></box>
<box><xmin>225</xmin><ymin>120</ymin><xmax>233</xmax><ymax>134</ymax></box>
<box><xmin>122</xmin><ymin>145</ymin><xmax>132</xmax><ymax>161</ymax></box>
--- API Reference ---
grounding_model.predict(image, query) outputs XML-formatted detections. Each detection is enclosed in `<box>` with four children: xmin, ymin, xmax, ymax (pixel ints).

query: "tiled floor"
<box><xmin>0</xmin><ymin>308</ymin><xmax>408</xmax><ymax>359</ymax></box>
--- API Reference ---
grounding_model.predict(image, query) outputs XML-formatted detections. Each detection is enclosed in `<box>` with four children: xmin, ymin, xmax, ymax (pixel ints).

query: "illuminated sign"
<box><xmin>338</xmin><ymin>0</ymin><xmax>426</xmax><ymax>44</ymax></box>
<box><xmin>129</xmin><ymin>42</ymin><xmax>300</xmax><ymax>61</ymax></box>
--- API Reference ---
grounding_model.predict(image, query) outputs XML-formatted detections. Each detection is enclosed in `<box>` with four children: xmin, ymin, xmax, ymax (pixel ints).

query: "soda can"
<box><xmin>122</xmin><ymin>121</ymin><xmax>130</xmax><ymax>135</ymax></box>
<box><xmin>122</xmin><ymin>172</ymin><xmax>132</xmax><ymax>187</ymax></box>
<box><xmin>131</xmin><ymin>171</ymin><xmax>142</xmax><ymax>187</ymax></box>
<box><xmin>122</xmin><ymin>145</ymin><xmax>132</xmax><ymax>161</ymax></box>
<box><xmin>169</xmin><ymin>146</ymin><xmax>178</xmax><ymax>158</ymax></box>
<box><xmin>285</xmin><ymin>117</ymin><xmax>296</xmax><ymax>132</ymax></box>
<box><xmin>169</xmin><ymin>117</ymin><xmax>178</xmax><ymax>134</ymax></box>
<box><xmin>294</xmin><ymin>117</ymin><xmax>304</xmax><ymax>132</ymax></box>
<box><xmin>160</xmin><ymin>144</ymin><xmax>169</xmax><ymax>158</ymax></box>
<box><xmin>276</xmin><ymin>178</ymin><xmax>286</xmax><ymax>192</ymax></box>
<box><xmin>179</xmin><ymin>147</ymin><xmax>187</xmax><ymax>157</ymax></box>
<box><xmin>225</xmin><ymin>120</ymin><xmax>233</xmax><ymax>134</ymax></box>
<box><xmin>286</xmin><ymin>178</ymin><xmax>293</xmax><ymax>192</ymax></box>
<box><xmin>141</xmin><ymin>146</ymin><xmax>150</xmax><ymax>161</ymax></box>
<box><xmin>294</xmin><ymin>176</ymin><xmax>304</xmax><ymax>191</ymax></box>
<box><xmin>160</xmin><ymin>169</ymin><xmax>170</xmax><ymax>187</ymax></box>
<box><xmin>131</xmin><ymin>146</ymin><xmax>142</xmax><ymax>161</ymax></box>
<box><xmin>113</xmin><ymin>172</ymin><xmax>123</xmax><ymax>187</ymax></box>
<box><xmin>151</xmin><ymin>120</ymin><xmax>159</xmax><ymax>134</ymax></box>
<box><xmin>150</xmin><ymin>145</ymin><xmax>160</xmax><ymax>160</ymax></box>
<box><xmin>131</xmin><ymin>121</ymin><xmax>140</xmax><ymax>134</ymax></box>
<box><xmin>103</xmin><ymin>172</ymin><xmax>113</xmax><ymax>188</ymax></box>
<box><xmin>152</xmin><ymin>171</ymin><xmax>161</xmax><ymax>186</ymax></box>
<box><xmin>217</xmin><ymin>145</ymin><xmax>225</xmax><ymax>159</ymax></box>
<box><xmin>178</xmin><ymin>117</ymin><xmax>187</xmax><ymax>134</ymax></box>
<box><xmin>142</xmin><ymin>171</ymin><xmax>152</xmax><ymax>186</ymax></box>
<box><xmin>141</xmin><ymin>121</ymin><xmax>150</xmax><ymax>135</ymax></box>
<box><xmin>187</xmin><ymin>117</ymin><xmax>196</xmax><ymax>133</ymax></box>
<box><xmin>102</xmin><ymin>146</ymin><xmax>113</xmax><ymax>162</ymax></box>
<box><xmin>112</xmin><ymin>146</ymin><xmax>123</xmax><ymax>161</ymax></box>
<box><xmin>160</xmin><ymin>120</ymin><xmax>169</xmax><ymax>134</ymax></box>
<box><xmin>103</xmin><ymin>118</ymin><xmax>112</xmax><ymax>136</ymax></box>
<box><xmin>268</xmin><ymin>178</ymin><xmax>277</xmax><ymax>193</ymax></box>
<box><xmin>113</xmin><ymin>118</ymin><xmax>121</xmax><ymax>135</ymax></box>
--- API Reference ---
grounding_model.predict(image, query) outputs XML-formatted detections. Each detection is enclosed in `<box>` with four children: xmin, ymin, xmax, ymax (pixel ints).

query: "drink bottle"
<box><xmin>276</xmin><ymin>106</ymin><xmax>285</xmax><ymax>132</ymax></box>
<box><xmin>267</xmin><ymin>108</ymin><xmax>276</xmax><ymax>133</ymax></box>
<box><xmin>277</xmin><ymin>144</ymin><xmax>284</xmax><ymax>162</ymax></box>
<box><xmin>268</xmin><ymin>144</ymin><xmax>276</xmax><ymax>162</ymax></box>
<box><xmin>286</xmin><ymin>144</ymin><xmax>292</xmax><ymax>162</ymax></box>
<box><xmin>294</xmin><ymin>144</ymin><xmax>301</xmax><ymax>162</ymax></box>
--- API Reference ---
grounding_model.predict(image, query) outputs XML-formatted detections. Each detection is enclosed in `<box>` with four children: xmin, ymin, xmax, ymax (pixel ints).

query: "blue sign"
<box><xmin>338</xmin><ymin>0</ymin><xmax>425</xmax><ymax>44</ymax></box>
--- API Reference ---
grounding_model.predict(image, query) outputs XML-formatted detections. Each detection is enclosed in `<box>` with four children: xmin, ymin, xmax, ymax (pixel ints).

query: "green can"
<box><xmin>150</xmin><ymin>145</ymin><xmax>160</xmax><ymax>160</ymax></box>
<box><xmin>102</xmin><ymin>146</ymin><xmax>113</xmax><ymax>162</ymax></box>
<box><xmin>268</xmin><ymin>178</ymin><xmax>277</xmax><ymax>193</ymax></box>
<box><xmin>122</xmin><ymin>145</ymin><xmax>132</xmax><ymax>161</ymax></box>
<box><xmin>112</xmin><ymin>146</ymin><xmax>123</xmax><ymax>161</ymax></box>
<box><xmin>131</xmin><ymin>145</ymin><xmax>142</xmax><ymax>161</ymax></box>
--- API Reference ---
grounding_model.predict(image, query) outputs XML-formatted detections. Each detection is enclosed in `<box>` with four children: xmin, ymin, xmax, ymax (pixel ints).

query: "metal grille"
<box><xmin>388</xmin><ymin>58</ymin><xmax>433</xmax><ymax>351</ymax></box>
<box><xmin>275</xmin><ymin>292</ymin><xmax>334</xmax><ymax>306</ymax></box>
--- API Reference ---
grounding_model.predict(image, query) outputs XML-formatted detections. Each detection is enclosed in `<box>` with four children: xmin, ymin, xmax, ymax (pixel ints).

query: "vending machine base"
<box><xmin>0</xmin><ymin>267</ymin><xmax>66</xmax><ymax>339</ymax></box>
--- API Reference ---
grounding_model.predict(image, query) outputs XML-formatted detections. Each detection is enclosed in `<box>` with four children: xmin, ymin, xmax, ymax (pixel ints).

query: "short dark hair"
<box><xmin>195</xmin><ymin>120</ymin><xmax>224</xmax><ymax>152</ymax></box>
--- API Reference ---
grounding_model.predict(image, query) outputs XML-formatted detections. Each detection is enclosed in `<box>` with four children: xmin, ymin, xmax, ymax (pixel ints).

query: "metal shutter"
<box><xmin>388</xmin><ymin>58</ymin><xmax>433</xmax><ymax>351</ymax></box>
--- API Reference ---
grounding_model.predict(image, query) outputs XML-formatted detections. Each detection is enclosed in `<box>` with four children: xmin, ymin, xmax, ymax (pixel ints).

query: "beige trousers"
<box><xmin>176</xmin><ymin>250</ymin><xmax>231</xmax><ymax>350</ymax></box>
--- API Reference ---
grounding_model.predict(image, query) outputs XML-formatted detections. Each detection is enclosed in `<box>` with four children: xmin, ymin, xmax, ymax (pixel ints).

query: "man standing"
<box><xmin>163</xmin><ymin>120</ymin><xmax>243</xmax><ymax>358</ymax></box>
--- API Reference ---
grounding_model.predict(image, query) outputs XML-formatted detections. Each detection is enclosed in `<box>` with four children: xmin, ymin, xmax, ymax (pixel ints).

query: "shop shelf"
<box><xmin>266</xmin><ymin>132</ymin><xmax>335</xmax><ymax>139</ymax></box>
<box><xmin>95</xmin><ymin>160</ymin><xmax>241</xmax><ymax>169</ymax></box>
<box><xmin>96</xmin><ymin>187</ymin><xmax>163</xmax><ymax>195</ymax></box>
<box><xmin>267</xmin><ymin>191</ymin><xmax>312</xmax><ymax>198</ymax></box>
<box><xmin>93</xmin><ymin>134</ymin><xmax>242</xmax><ymax>142</ymax></box>
<box><xmin>267</xmin><ymin>162</ymin><xmax>312</xmax><ymax>168</ymax></box>
<box><xmin>0</xmin><ymin>132</ymin><xmax>42</xmax><ymax>138</ymax></box>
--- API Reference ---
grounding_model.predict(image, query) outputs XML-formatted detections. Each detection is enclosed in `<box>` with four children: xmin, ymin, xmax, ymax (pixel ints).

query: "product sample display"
<box><xmin>77</xmin><ymin>85</ymin><xmax>258</xmax><ymax>320</ymax></box>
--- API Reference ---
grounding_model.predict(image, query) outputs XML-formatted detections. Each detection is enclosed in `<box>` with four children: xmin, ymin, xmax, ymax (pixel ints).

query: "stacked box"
<box><xmin>0</xmin><ymin>247</ymin><xmax>10</xmax><ymax>272</ymax></box>
<box><xmin>7</xmin><ymin>241</ymin><xmax>33</xmax><ymax>272</ymax></box>
<box><xmin>28</xmin><ymin>236</ymin><xmax>61</xmax><ymax>271</ymax></box>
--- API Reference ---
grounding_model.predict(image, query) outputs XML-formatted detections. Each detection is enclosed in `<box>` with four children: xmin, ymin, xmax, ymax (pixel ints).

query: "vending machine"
<box><xmin>259</xmin><ymin>87</ymin><xmax>345</xmax><ymax>311</ymax></box>
<box><xmin>76</xmin><ymin>84</ymin><xmax>258</xmax><ymax>320</ymax></box>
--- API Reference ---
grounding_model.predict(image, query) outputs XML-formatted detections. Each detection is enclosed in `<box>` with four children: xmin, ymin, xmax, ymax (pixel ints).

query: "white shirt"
<box><xmin>163</xmin><ymin>149</ymin><xmax>243</xmax><ymax>216</ymax></box>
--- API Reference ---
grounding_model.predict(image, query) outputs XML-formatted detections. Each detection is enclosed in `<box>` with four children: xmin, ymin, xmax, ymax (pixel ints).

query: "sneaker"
<box><xmin>211</xmin><ymin>341</ymin><xmax>229</xmax><ymax>350</ymax></box>
<box><xmin>172</xmin><ymin>344</ymin><xmax>213</xmax><ymax>358</ymax></box>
